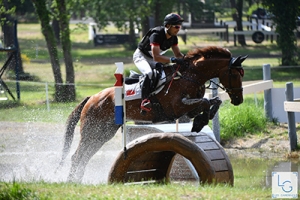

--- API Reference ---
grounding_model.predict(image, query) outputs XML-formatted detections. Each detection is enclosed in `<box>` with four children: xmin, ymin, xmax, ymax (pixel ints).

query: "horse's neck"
<box><xmin>190</xmin><ymin>59</ymin><xmax>229</xmax><ymax>83</ymax></box>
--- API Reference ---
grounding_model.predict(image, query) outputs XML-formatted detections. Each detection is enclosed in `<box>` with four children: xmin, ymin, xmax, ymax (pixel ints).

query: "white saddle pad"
<box><xmin>124</xmin><ymin>71</ymin><xmax>166</xmax><ymax>101</ymax></box>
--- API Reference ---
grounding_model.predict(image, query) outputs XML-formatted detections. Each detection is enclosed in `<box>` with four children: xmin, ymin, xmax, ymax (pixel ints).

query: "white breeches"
<box><xmin>133</xmin><ymin>49</ymin><xmax>157</xmax><ymax>79</ymax></box>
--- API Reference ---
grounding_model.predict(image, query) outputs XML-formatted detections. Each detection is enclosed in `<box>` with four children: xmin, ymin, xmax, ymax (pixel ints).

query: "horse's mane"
<box><xmin>185</xmin><ymin>46</ymin><xmax>231</xmax><ymax>61</ymax></box>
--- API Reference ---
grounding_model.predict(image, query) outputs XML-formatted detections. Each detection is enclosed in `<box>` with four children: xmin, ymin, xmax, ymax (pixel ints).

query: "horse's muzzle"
<box><xmin>230</xmin><ymin>95</ymin><xmax>243</xmax><ymax>106</ymax></box>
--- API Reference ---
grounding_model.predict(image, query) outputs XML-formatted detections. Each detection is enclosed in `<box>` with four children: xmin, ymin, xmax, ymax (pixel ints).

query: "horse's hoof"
<box><xmin>191</xmin><ymin>127</ymin><xmax>201</xmax><ymax>133</ymax></box>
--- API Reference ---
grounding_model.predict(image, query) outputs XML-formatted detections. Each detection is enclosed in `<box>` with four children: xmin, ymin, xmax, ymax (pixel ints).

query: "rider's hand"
<box><xmin>170</xmin><ymin>57</ymin><xmax>185</xmax><ymax>66</ymax></box>
<box><xmin>170</xmin><ymin>57</ymin><xmax>184</xmax><ymax>65</ymax></box>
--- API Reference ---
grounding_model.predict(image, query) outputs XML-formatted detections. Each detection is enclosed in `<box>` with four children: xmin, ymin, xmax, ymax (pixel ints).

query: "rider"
<box><xmin>133</xmin><ymin>13</ymin><xmax>185</xmax><ymax>113</ymax></box>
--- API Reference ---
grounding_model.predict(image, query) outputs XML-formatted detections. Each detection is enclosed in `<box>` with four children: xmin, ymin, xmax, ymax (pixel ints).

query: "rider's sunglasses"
<box><xmin>171</xmin><ymin>25</ymin><xmax>181</xmax><ymax>29</ymax></box>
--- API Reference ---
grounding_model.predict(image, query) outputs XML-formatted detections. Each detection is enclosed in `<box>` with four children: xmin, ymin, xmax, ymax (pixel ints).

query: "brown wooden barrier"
<box><xmin>108</xmin><ymin>132</ymin><xmax>233</xmax><ymax>185</ymax></box>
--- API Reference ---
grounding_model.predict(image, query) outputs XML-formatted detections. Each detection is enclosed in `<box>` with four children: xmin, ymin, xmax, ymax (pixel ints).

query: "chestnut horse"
<box><xmin>59</xmin><ymin>46</ymin><xmax>247</xmax><ymax>182</ymax></box>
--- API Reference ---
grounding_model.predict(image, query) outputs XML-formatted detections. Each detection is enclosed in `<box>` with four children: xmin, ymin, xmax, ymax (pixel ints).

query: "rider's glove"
<box><xmin>170</xmin><ymin>57</ymin><xmax>185</xmax><ymax>66</ymax></box>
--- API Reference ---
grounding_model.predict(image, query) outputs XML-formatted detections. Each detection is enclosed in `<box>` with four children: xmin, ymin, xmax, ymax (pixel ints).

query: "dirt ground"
<box><xmin>0</xmin><ymin>121</ymin><xmax>298</xmax><ymax>184</ymax></box>
<box><xmin>222</xmin><ymin>123</ymin><xmax>300</xmax><ymax>159</ymax></box>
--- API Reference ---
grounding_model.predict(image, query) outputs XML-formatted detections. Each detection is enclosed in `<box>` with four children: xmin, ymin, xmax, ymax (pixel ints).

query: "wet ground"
<box><xmin>0</xmin><ymin>121</ymin><xmax>299</xmax><ymax>185</ymax></box>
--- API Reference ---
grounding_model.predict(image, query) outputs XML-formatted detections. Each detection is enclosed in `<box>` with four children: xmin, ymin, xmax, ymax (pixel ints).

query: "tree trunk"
<box><xmin>52</xmin><ymin>19</ymin><xmax>60</xmax><ymax>45</ymax></box>
<box><xmin>141</xmin><ymin>16</ymin><xmax>150</xmax><ymax>36</ymax></box>
<box><xmin>31</xmin><ymin>0</ymin><xmax>64</xmax><ymax>102</ymax></box>
<box><xmin>230</xmin><ymin>0</ymin><xmax>247</xmax><ymax>46</ymax></box>
<box><xmin>56</xmin><ymin>0</ymin><xmax>76</xmax><ymax>101</ymax></box>
<box><xmin>153</xmin><ymin>1</ymin><xmax>162</xmax><ymax>27</ymax></box>
<box><xmin>1</xmin><ymin>1</ymin><xmax>25</xmax><ymax>75</ymax></box>
<box><xmin>128</xmin><ymin>17</ymin><xmax>137</xmax><ymax>50</ymax></box>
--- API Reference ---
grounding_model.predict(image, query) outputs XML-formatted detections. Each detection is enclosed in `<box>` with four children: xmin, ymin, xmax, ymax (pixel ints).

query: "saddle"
<box><xmin>124</xmin><ymin>67</ymin><xmax>165</xmax><ymax>102</ymax></box>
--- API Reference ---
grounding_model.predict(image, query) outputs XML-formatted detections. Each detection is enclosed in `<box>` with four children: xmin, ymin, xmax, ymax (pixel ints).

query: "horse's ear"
<box><xmin>231</xmin><ymin>56</ymin><xmax>241</xmax><ymax>66</ymax></box>
<box><xmin>240</xmin><ymin>55</ymin><xmax>248</xmax><ymax>63</ymax></box>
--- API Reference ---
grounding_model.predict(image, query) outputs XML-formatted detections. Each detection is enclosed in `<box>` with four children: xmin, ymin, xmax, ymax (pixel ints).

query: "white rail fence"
<box><xmin>209</xmin><ymin>64</ymin><xmax>299</xmax><ymax>146</ymax></box>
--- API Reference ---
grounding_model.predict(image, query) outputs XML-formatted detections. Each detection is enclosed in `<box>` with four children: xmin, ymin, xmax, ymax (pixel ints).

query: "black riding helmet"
<box><xmin>163</xmin><ymin>13</ymin><xmax>184</xmax><ymax>26</ymax></box>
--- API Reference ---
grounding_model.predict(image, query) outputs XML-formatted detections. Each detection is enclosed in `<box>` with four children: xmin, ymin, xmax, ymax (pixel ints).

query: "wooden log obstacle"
<box><xmin>108</xmin><ymin>130</ymin><xmax>233</xmax><ymax>185</ymax></box>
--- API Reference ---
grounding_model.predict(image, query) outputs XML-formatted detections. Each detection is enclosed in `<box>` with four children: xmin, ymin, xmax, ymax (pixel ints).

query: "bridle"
<box><xmin>165</xmin><ymin>57</ymin><xmax>244</xmax><ymax>94</ymax></box>
<box><xmin>210</xmin><ymin>57</ymin><xmax>244</xmax><ymax>94</ymax></box>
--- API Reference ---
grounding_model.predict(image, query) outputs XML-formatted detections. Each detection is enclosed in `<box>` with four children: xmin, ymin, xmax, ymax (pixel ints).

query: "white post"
<box><xmin>263</xmin><ymin>64</ymin><xmax>273</xmax><ymax>121</ymax></box>
<box><xmin>285</xmin><ymin>82</ymin><xmax>297</xmax><ymax>151</ymax></box>
<box><xmin>114</xmin><ymin>62</ymin><xmax>127</xmax><ymax>150</ymax></box>
<box><xmin>212</xmin><ymin>78</ymin><xmax>220</xmax><ymax>142</ymax></box>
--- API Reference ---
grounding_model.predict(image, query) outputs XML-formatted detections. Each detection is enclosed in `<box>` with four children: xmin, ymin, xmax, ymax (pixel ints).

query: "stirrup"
<box><xmin>141</xmin><ymin>99</ymin><xmax>152</xmax><ymax>112</ymax></box>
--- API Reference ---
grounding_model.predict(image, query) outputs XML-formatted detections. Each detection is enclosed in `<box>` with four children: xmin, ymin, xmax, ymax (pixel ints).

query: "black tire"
<box><xmin>252</xmin><ymin>31</ymin><xmax>265</xmax><ymax>43</ymax></box>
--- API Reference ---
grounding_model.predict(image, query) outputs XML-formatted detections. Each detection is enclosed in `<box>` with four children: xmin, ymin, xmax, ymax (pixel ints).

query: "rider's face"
<box><xmin>167</xmin><ymin>24</ymin><xmax>181</xmax><ymax>36</ymax></box>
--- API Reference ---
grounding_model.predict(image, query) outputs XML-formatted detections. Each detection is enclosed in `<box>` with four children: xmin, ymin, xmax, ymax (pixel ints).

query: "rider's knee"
<box><xmin>155</xmin><ymin>62</ymin><xmax>164</xmax><ymax>69</ymax></box>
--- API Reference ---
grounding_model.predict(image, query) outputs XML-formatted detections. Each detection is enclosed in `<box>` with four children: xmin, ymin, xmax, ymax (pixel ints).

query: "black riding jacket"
<box><xmin>138</xmin><ymin>26</ymin><xmax>178</xmax><ymax>58</ymax></box>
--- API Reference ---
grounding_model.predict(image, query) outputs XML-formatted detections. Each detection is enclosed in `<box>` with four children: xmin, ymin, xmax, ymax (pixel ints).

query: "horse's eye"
<box><xmin>238</xmin><ymin>69</ymin><xmax>244</xmax><ymax>77</ymax></box>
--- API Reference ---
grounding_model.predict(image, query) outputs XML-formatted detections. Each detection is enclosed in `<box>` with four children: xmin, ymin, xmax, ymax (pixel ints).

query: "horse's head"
<box><xmin>219</xmin><ymin>55</ymin><xmax>248</xmax><ymax>105</ymax></box>
<box><xmin>184</xmin><ymin>46</ymin><xmax>247</xmax><ymax>106</ymax></box>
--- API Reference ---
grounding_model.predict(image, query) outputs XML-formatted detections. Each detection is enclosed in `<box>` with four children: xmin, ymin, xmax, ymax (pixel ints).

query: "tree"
<box><xmin>230</xmin><ymin>0</ymin><xmax>247</xmax><ymax>46</ymax></box>
<box><xmin>77</xmin><ymin>0</ymin><xmax>205</xmax><ymax>49</ymax></box>
<box><xmin>262</xmin><ymin>0</ymin><xmax>300</xmax><ymax>65</ymax></box>
<box><xmin>88</xmin><ymin>0</ymin><xmax>155</xmax><ymax>50</ymax></box>
<box><xmin>0</xmin><ymin>0</ymin><xmax>26</xmax><ymax>77</ymax></box>
<box><xmin>55</xmin><ymin>0</ymin><xmax>76</xmax><ymax>101</ymax></box>
<box><xmin>31</xmin><ymin>0</ymin><xmax>75</xmax><ymax>102</ymax></box>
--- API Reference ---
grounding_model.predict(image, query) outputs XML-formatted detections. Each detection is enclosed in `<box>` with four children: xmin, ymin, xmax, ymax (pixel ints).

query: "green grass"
<box><xmin>0</xmin><ymin>174</ymin><xmax>272</xmax><ymax>200</ymax></box>
<box><xmin>0</xmin><ymin>156</ymin><xmax>280</xmax><ymax>199</ymax></box>
<box><xmin>219</xmin><ymin>96</ymin><xmax>267</xmax><ymax>140</ymax></box>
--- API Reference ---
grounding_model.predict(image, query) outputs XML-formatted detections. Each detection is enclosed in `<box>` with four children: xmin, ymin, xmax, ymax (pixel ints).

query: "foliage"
<box><xmin>203</xmin><ymin>0</ymin><xmax>225</xmax><ymax>14</ymax></box>
<box><xmin>219</xmin><ymin>97</ymin><xmax>267</xmax><ymax>140</ymax></box>
<box><xmin>70</xmin><ymin>0</ymin><xmax>206</xmax><ymax>50</ymax></box>
<box><xmin>246</xmin><ymin>3</ymin><xmax>264</xmax><ymax>16</ymax></box>
<box><xmin>0</xmin><ymin>2</ymin><xmax>16</xmax><ymax>25</ymax></box>
<box><xmin>262</xmin><ymin>0</ymin><xmax>300</xmax><ymax>65</ymax></box>
<box><xmin>0</xmin><ymin>181</ymin><xmax>39</xmax><ymax>199</ymax></box>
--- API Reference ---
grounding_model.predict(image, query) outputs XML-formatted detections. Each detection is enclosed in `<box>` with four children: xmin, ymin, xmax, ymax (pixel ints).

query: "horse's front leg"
<box><xmin>191</xmin><ymin>98</ymin><xmax>210</xmax><ymax>133</ymax></box>
<box><xmin>182</xmin><ymin>97</ymin><xmax>210</xmax><ymax>133</ymax></box>
<box><xmin>182</xmin><ymin>97</ymin><xmax>222</xmax><ymax>132</ymax></box>
<box><xmin>208</xmin><ymin>97</ymin><xmax>222</xmax><ymax>120</ymax></box>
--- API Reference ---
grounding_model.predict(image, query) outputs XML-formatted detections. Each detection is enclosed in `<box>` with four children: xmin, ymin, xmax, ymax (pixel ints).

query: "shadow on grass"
<box><xmin>0</xmin><ymin>101</ymin><xmax>21</xmax><ymax>109</ymax></box>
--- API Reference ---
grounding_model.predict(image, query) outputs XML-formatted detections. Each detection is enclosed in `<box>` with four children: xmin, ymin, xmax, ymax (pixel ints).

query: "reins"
<box><xmin>165</xmin><ymin>64</ymin><xmax>180</xmax><ymax>95</ymax></box>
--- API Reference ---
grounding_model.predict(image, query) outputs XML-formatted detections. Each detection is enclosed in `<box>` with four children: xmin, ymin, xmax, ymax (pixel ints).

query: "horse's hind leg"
<box><xmin>68</xmin><ymin>138</ymin><xmax>105</xmax><ymax>182</ymax></box>
<box><xmin>68</xmin><ymin>124</ymin><xmax>120</xmax><ymax>182</ymax></box>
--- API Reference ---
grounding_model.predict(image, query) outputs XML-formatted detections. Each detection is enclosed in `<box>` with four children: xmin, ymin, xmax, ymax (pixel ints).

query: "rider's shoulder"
<box><xmin>151</xmin><ymin>26</ymin><xmax>165</xmax><ymax>34</ymax></box>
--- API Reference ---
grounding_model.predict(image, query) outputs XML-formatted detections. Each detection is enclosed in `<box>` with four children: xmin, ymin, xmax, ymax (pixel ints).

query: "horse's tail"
<box><xmin>58</xmin><ymin>96</ymin><xmax>90</xmax><ymax>167</ymax></box>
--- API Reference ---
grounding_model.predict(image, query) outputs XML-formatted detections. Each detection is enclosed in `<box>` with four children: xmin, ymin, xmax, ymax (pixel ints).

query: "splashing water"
<box><xmin>0</xmin><ymin>122</ymin><xmax>122</xmax><ymax>184</ymax></box>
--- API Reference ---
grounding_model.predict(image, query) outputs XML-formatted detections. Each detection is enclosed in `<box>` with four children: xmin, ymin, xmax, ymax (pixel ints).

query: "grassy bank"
<box><xmin>0</xmin><ymin>157</ymin><xmax>274</xmax><ymax>199</ymax></box>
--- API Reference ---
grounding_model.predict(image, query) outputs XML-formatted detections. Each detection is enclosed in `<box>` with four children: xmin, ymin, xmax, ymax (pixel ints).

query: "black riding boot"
<box><xmin>140</xmin><ymin>75</ymin><xmax>152</xmax><ymax>114</ymax></box>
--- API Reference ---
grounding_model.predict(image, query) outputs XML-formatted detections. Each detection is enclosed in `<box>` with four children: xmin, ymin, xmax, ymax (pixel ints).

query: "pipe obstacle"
<box><xmin>108</xmin><ymin>132</ymin><xmax>233</xmax><ymax>185</ymax></box>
